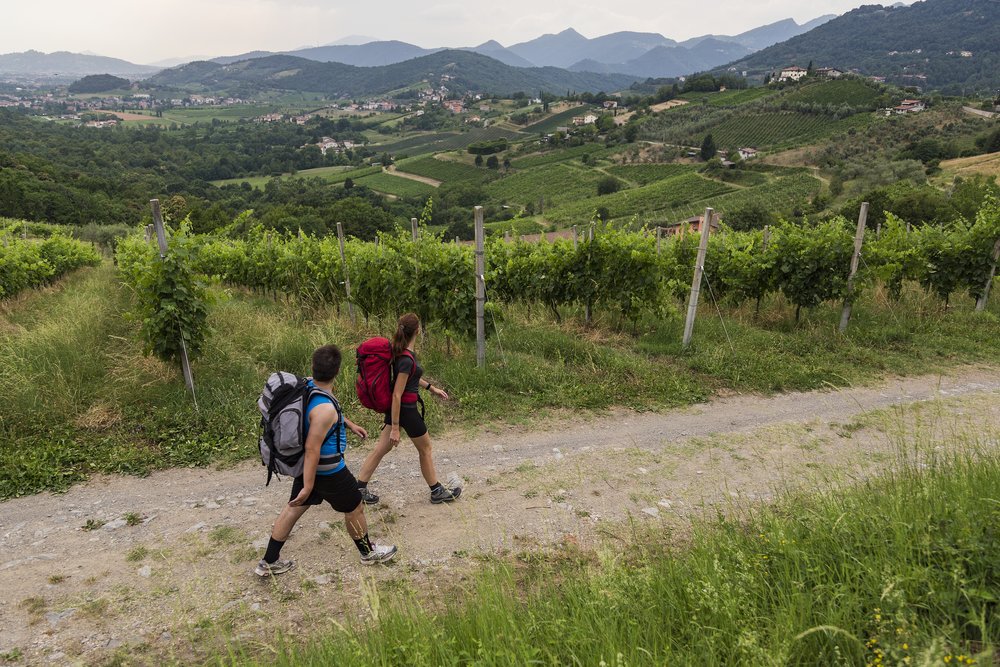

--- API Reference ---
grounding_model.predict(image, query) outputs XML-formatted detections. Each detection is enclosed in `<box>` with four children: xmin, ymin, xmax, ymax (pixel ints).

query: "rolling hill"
<box><xmin>0</xmin><ymin>50</ymin><xmax>159</xmax><ymax>80</ymax></box>
<box><xmin>145</xmin><ymin>50</ymin><xmax>638</xmax><ymax>96</ymax></box>
<box><xmin>719</xmin><ymin>0</ymin><xmax>1000</xmax><ymax>93</ymax></box>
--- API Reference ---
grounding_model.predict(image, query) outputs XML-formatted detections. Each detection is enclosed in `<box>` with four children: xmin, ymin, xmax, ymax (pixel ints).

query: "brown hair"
<box><xmin>391</xmin><ymin>313</ymin><xmax>420</xmax><ymax>357</ymax></box>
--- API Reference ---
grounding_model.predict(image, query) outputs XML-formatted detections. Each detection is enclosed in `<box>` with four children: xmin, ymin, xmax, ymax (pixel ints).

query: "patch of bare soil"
<box><xmin>2</xmin><ymin>367</ymin><xmax>998</xmax><ymax>664</ymax></box>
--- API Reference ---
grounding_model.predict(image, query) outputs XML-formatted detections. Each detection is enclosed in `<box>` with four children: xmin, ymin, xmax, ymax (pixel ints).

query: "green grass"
<box><xmin>486</xmin><ymin>163</ymin><xmax>607</xmax><ymax>209</ymax></box>
<box><xmin>224</xmin><ymin>440</ymin><xmax>1000</xmax><ymax>665</ymax></box>
<box><xmin>543</xmin><ymin>172</ymin><xmax>736</xmax><ymax>225</ymax></box>
<box><xmin>354</xmin><ymin>172</ymin><xmax>436</xmax><ymax>198</ymax></box>
<box><xmin>511</xmin><ymin>144</ymin><xmax>620</xmax><ymax>170</ymax></box>
<box><xmin>377</xmin><ymin>127</ymin><xmax>523</xmax><ymax>155</ymax></box>
<box><xmin>697</xmin><ymin>112</ymin><xmax>875</xmax><ymax>149</ymax></box>
<box><xmin>394</xmin><ymin>156</ymin><xmax>490</xmax><ymax>184</ymax></box>
<box><xmin>212</xmin><ymin>165</ymin><xmax>380</xmax><ymax>189</ymax></box>
<box><xmin>681</xmin><ymin>87</ymin><xmax>777</xmax><ymax>107</ymax></box>
<box><xmin>604</xmin><ymin>163</ymin><xmax>696</xmax><ymax>186</ymax></box>
<box><xmin>524</xmin><ymin>105</ymin><xmax>597</xmax><ymax>134</ymax></box>
<box><xmin>782</xmin><ymin>79</ymin><xmax>883</xmax><ymax>107</ymax></box>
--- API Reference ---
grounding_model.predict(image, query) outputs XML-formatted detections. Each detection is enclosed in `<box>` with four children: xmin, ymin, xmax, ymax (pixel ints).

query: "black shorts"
<box><xmin>384</xmin><ymin>403</ymin><xmax>428</xmax><ymax>439</ymax></box>
<box><xmin>290</xmin><ymin>467</ymin><xmax>362</xmax><ymax>513</ymax></box>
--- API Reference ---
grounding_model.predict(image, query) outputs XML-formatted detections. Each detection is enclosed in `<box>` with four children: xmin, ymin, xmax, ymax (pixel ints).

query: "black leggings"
<box><xmin>384</xmin><ymin>403</ymin><xmax>428</xmax><ymax>439</ymax></box>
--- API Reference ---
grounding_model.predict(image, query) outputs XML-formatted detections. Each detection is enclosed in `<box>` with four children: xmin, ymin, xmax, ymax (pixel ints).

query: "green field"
<box><xmin>680</xmin><ymin>88</ymin><xmax>777</xmax><ymax>107</ymax></box>
<box><xmin>697</xmin><ymin>112</ymin><xmax>876</xmax><ymax>149</ymax></box>
<box><xmin>523</xmin><ymin>105</ymin><xmax>598</xmax><ymax>134</ymax></box>
<box><xmin>211</xmin><ymin>165</ymin><xmax>378</xmax><ymax>189</ymax></box>
<box><xmin>605</xmin><ymin>163</ymin><xmax>696</xmax><ymax>186</ymax></box>
<box><xmin>511</xmin><ymin>143</ymin><xmax>620</xmax><ymax>169</ymax></box>
<box><xmin>544</xmin><ymin>172</ymin><xmax>736</xmax><ymax>225</ymax></box>
<box><xmin>377</xmin><ymin>127</ymin><xmax>523</xmax><ymax>155</ymax></box>
<box><xmin>395</xmin><ymin>156</ymin><xmax>491</xmax><ymax>183</ymax></box>
<box><xmin>355</xmin><ymin>171</ymin><xmax>436</xmax><ymax>198</ymax></box>
<box><xmin>668</xmin><ymin>171</ymin><xmax>823</xmax><ymax>220</ymax></box>
<box><xmin>486</xmin><ymin>163</ymin><xmax>607</xmax><ymax>208</ymax></box>
<box><xmin>783</xmin><ymin>79</ymin><xmax>883</xmax><ymax>107</ymax></box>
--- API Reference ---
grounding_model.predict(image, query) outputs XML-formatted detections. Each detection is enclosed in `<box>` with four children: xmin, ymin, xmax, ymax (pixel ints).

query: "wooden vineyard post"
<box><xmin>656</xmin><ymin>226</ymin><xmax>663</xmax><ymax>255</ymax></box>
<box><xmin>572</xmin><ymin>225</ymin><xmax>578</xmax><ymax>250</ymax></box>
<box><xmin>144</xmin><ymin>224</ymin><xmax>153</xmax><ymax>243</ymax></box>
<box><xmin>411</xmin><ymin>217</ymin><xmax>419</xmax><ymax>242</ymax></box>
<box><xmin>762</xmin><ymin>225</ymin><xmax>770</xmax><ymax>252</ymax></box>
<box><xmin>504</xmin><ymin>230</ymin><xmax>511</xmax><ymax>243</ymax></box>
<box><xmin>839</xmin><ymin>202</ymin><xmax>869</xmax><ymax>333</ymax></box>
<box><xmin>975</xmin><ymin>238</ymin><xmax>1000</xmax><ymax>312</ymax></box>
<box><xmin>585</xmin><ymin>223</ymin><xmax>595</xmax><ymax>325</ymax></box>
<box><xmin>336</xmin><ymin>222</ymin><xmax>354</xmax><ymax>323</ymax></box>
<box><xmin>474</xmin><ymin>206</ymin><xmax>486</xmax><ymax>368</ymax></box>
<box><xmin>150</xmin><ymin>199</ymin><xmax>198</xmax><ymax>408</ymax></box>
<box><xmin>682</xmin><ymin>207</ymin><xmax>713</xmax><ymax>348</ymax></box>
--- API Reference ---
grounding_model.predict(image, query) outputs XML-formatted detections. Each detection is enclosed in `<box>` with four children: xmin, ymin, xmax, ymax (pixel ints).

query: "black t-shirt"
<box><xmin>394</xmin><ymin>351</ymin><xmax>423</xmax><ymax>400</ymax></box>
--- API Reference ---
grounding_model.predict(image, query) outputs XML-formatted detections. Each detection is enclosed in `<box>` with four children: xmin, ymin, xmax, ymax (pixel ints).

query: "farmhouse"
<box><xmin>572</xmin><ymin>113</ymin><xmax>599</xmax><ymax>126</ymax></box>
<box><xmin>778</xmin><ymin>66</ymin><xmax>808</xmax><ymax>82</ymax></box>
<box><xmin>444</xmin><ymin>100</ymin><xmax>465</xmax><ymax>114</ymax></box>
<box><xmin>738</xmin><ymin>147</ymin><xmax>758</xmax><ymax>161</ymax></box>
<box><xmin>892</xmin><ymin>99</ymin><xmax>926</xmax><ymax>114</ymax></box>
<box><xmin>603</xmin><ymin>100</ymin><xmax>619</xmax><ymax>109</ymax></box>
<box><xmin>661</xmin><ymin>215</ymin><xmax>722</xmax><ymax>237</ymax></box>
<box><xmin>815</xmin><ymin>67</ymin><xmax>843</xmax><ymax>78</ymax></box>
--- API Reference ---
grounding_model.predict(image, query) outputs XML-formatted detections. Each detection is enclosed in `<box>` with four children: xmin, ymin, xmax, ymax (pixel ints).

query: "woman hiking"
<box><xmin>356</xmin><ymin>313</ymin><xmax>461</xmax><ymax>505</ymax></box>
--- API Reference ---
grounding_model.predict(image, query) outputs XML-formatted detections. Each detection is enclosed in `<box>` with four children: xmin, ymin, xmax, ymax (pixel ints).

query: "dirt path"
<box><xmin>3</xmin><ymin>367</ymin><xmax>999</xmax><ymax>664</ymax></box>
<box><xmin>384</xmin><ymin>165</ymin><xmax>441</xmax><ymax>188</ymax></box>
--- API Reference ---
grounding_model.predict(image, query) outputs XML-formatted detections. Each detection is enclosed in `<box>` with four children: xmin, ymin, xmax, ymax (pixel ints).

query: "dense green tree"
<box><xmin>700</xmin><ymin>134</ymin><xmax>717</xmax><ymax>162</ymax></box>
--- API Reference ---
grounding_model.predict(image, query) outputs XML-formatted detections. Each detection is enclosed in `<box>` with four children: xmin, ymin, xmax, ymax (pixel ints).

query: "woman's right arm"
<box><xmin>389</xmin><ymin>371</ymin><xmax>408</xmax><ymax>447</ymax></box>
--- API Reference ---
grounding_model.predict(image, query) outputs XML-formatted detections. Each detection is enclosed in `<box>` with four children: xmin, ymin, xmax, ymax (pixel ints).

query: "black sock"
<box><xmin>263</xmin><ymin>538</ymin><xmax>285</xmax><ymax>564</ymax></box>
<box><xmin>429</xmin><ymin>482</ymin><xmax>443</xmax><ymax>492</ymax></box>
<box><xmin>357</xmin><ymin>480</ymin><xmax>368</xmax><ymax>489</ymax></box>
<box><xmin>353</xmin><ymin>533</ymin><xmax>373</xmax><ymax>556</ymax></box>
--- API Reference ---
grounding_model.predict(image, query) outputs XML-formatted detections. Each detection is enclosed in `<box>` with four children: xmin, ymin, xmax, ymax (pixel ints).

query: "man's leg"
<box><xmin>342</xmin><ymin>502</ymin><xmax>397</xmax><ymax>564</ymax></box>
<box><xmin>259</xmin><ymin>503</ymin><xmax>308</xmax><ymax>570</ymax></box>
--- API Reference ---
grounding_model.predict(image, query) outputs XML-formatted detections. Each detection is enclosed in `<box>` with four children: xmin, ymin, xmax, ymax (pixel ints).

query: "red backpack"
<box><xmin>355</xmin><ymin>337</ymin><xmax>416</xmax><ymax>413</ymax></box>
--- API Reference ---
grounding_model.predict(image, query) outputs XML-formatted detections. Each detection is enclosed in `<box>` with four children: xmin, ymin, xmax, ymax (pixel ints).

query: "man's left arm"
<box><xmin>344</xmin><ymin>417</ymin><xmax>368</xmax><ymax>440</ymax></box>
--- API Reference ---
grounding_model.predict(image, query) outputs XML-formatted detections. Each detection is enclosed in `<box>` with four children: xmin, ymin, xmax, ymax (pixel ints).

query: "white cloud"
<box><xmin>1</xmin><ymin>0</ymin><xmax>899</xmax><ymax>63</ymax></box>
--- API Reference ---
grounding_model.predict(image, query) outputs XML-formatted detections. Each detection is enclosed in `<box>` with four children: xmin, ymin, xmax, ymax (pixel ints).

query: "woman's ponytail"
<box><xmin>391</xmin><ymin>313</ymin><xmax>420</xmax><ymax>356</ymax></box>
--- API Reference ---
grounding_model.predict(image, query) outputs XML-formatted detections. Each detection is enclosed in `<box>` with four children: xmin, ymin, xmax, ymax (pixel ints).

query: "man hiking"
<box><xmin>256</xmin><ymin>344</ymin><xmax>397</xmax><ymax>576</ymax></box>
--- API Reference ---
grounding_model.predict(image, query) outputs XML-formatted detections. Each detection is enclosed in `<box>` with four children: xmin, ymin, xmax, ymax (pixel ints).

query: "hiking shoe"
<box><xmin>360</xmin><ymin>543</ymin><xmax>397</xmax><ymax>565</ymax></box>
<box><xmin>254</xmin><ymin>558</ymin><xmax>294</xmax><ymax>577</ymax></box>
<box><xmin>430</xmin><ymin>485</ymin><xmax>462</xmax><ymax>504</ymax></box>
<box><xmin>359</xmin><ymin>486</ymin><xmax>380</xmax><ymax>505</ymax></box>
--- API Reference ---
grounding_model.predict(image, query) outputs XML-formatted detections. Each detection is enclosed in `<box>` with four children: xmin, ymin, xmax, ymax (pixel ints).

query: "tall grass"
<box><xmin>223</xmin><ymin>441</ymin><xmax>1000</xmax><ymax>666</ymax></box>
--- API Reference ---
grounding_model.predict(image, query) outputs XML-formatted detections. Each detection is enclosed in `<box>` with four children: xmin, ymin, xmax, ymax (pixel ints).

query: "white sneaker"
<box><xmin>254</xmin><ymin>558</ymin><xmax>294</xmax><ymax>577</ymax></box>
<box><xmin>360</xmin><ymin>543</ymin><xmax>398</xmax><ymax>565</ymax></box>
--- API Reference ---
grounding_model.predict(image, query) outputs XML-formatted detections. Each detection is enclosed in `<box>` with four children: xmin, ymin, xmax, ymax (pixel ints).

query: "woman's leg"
<box><xmin>410</xmin><ymin>433</ymin><xmax>439</xmax><ymax>487</ymax></box>
<box><xmin>357</xmin><ymin>425</ymin><xmax>394</xmax><ymax>484</ymax></box>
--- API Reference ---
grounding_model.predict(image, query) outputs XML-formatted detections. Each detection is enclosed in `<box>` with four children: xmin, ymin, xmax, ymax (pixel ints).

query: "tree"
<box><xmin>475</xmin><ymin>154</ymin><xmax>484</xmax><ymax>167</ymax></box>
<box><xmin>502</xmin><ymin>156</ymin><xmax>511</xmax><ymax>172</ymax></box>
<box><xmin>597</xmin><ymin>176</ymin><xmax>623</xmax><ymax>196</ymax></box>
<box><xmin>700</xmin><ymin>134</ymin><xmax>717</xmax><ymax>162</ymax></box>
<box><xmin>486</xmin><ymin>155</ymin><xmax>499</xmax><ymax>169</ymax></box>
<box><xmin>343</xmin><ymin>177</ymin><xmax>354</xmax><ymax>190</ymax></box>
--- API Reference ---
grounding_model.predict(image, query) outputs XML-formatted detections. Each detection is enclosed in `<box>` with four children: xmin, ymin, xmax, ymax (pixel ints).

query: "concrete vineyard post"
<box><xmin>585</xmin><ymin>223</ymin><xmax>595</xmax><ymax>325</ymax></box>
<box><xmin>762</xmin><ymin>225</ymin><xmax>770</xmax><ymax>253</ymax></box>
<box><xmin>572</xmin><ymin>225</ymin><xmax>578</xmax><ymax>250</ymax></box>
<box><xmin>975</xmin><ymin>238</ymin><xmax>1000</xmax><ymax>312</ymax></box>
<box><xmin>839</xmin><ymin>202</ymin><xmax>869</xmax><ymax>333</ymax></box>
<box><xmin>336</xmin><ymin>222</ymin><xmax>354</xmax><ymax>323</ymax></box>
<box><xmin>150</xmin><ymin>199</ymin><xmax>197</xmax><ymax>409</ymax></box>
<box><xmin>474</xmin><ymin>206</ymin><xmax>486</xmax><ymax>368</ymax></box>
<box><xmin>504</xmin><ymin>231</ymin><xmax>511</xmax><ymax>243</ymax></box>
<box><xmin>682</xmin><ymin>207</ymin><xmax>713</xmax><ymax>348</ymax></box>
<box><xmin>656</xmin><ymin>226</ymin><xmax>663</xmax><ymax>255</ymax></box>
<box><xmin>144</xmin><ymin>224</ymin><xmax>153</xmax><ymax>243</ymax></box>
<box><xmin>411</xmin><ymin>218</ymin><xmax>419</xmax><ymax>242</ymax></box>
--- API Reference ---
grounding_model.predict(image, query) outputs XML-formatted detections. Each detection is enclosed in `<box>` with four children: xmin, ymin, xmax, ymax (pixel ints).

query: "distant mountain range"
<box><xmin>0</xmin><ymin>50</ymin><xmax>159</xmax><ymax>79</ymax></box>
<box><xmin>717</xmin><ymin>0</ymin><xmax>1000</xmax><ymax>93</ymax></box>
<box><xmin>145</xmin><ymin>50</ymin><xmax>639</xmax><ymax>97</ymax></box>
<box><xmin>206</xmin><ymin>17</ymin><xmax>836</xmax><ymax>79</ymax></box>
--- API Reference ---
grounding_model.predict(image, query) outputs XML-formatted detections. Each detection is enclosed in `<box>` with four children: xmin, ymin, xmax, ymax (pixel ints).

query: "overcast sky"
<box><xmin>4</xmin><ymin>0</ymin><xmax>903</xmax><ymax>64</ymax></box>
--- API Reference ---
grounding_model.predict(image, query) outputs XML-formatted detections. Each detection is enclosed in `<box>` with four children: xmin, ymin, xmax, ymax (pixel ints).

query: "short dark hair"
<box><xmin>312</xmin><ymin>344</ymin><xmax>342</xmax><ymax>382</ymax></box>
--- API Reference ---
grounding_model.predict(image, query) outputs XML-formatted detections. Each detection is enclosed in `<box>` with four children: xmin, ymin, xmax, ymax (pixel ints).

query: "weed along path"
<box><xmin>2</xmin><ymin>367</ymin><xmax>1000</xmax><ymax>663</ymax></box>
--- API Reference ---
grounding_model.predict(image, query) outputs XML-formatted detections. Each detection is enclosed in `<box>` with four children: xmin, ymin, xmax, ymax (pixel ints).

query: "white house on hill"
<box><xmin>778</xmin><ymin>66</ymin><xmax>808</xmax><ymax>82</ymax></box>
